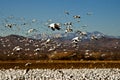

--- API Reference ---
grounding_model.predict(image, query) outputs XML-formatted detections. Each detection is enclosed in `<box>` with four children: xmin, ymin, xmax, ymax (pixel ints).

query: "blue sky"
<box><xmin>0</xmin><ymin>0</ymin><xmax>120</xmax><ymax>36</ymax></box>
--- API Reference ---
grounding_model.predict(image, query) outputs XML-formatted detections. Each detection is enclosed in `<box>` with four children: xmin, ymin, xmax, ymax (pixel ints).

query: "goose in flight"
<box><xmin>73</xmin><ymin>15</ymin><xmax>81</xmax><ymax>19</ymax></box>
<box><xmin>48</xmin><ymin>23</ymin><xmax>61</xmax><ymax>31</ymax></box>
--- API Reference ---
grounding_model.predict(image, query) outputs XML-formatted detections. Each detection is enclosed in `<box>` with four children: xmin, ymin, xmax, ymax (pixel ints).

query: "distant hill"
<box><xmin>0</xmin><ymin>32</ymin><xmax>120</xmax><ymax>60</ymax></box>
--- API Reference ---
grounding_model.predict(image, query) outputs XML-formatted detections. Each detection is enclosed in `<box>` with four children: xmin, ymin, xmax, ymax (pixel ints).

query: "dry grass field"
<box><xmin>0</xmin><ymin>60</ymin><xmax>120</xmax><ymax>69</ymax></box>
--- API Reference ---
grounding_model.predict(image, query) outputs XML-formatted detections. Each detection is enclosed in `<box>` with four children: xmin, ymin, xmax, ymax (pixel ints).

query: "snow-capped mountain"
<box><xmin>28</xmin><ymin>31</ymin><xmax>106</xmax><ymax>40</ymax></box>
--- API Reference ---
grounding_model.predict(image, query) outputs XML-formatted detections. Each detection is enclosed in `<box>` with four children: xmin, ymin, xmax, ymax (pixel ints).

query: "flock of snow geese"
<box><xmin>0</xmin><ymin>11</ymin><xmax>99</xmax><ymax>45</ymax></box>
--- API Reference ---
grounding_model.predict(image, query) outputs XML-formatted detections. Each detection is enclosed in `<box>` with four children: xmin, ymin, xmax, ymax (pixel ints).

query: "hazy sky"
<box><xmin>0</xmin><ymin>0</ymin><xmax>120</xmax><ymax>36</ymax></box>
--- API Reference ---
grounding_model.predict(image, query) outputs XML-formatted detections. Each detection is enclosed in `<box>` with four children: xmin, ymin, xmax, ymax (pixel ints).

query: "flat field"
<box><xmin>0</xmin><ymin>60</ymin><xmax>120</xmax><ymax>69</ymax></box>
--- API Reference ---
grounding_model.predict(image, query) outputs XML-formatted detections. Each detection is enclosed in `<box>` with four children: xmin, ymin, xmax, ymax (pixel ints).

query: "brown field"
<box><xmin>0</xmin><ymin>60</ymin><xmax>120</xmax><ymax>69</ymax></box>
